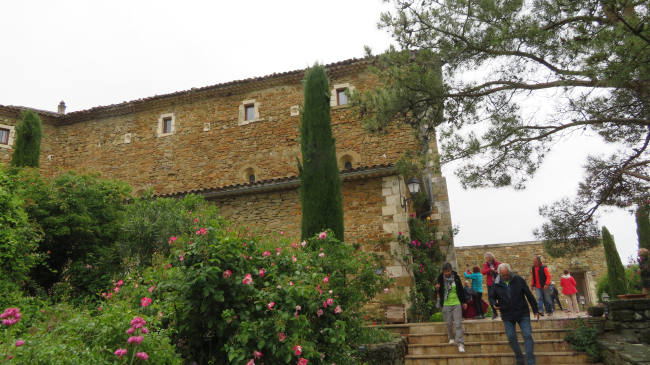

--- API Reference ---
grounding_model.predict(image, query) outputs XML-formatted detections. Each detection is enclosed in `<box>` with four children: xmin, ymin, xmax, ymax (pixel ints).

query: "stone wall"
<box><xmin>456</xmin><ymin>240</ymin><xmax>607</xmax><ymax>306</ymax></box>
<box><xmin>608</xmin><ymin>299</ymin><xmax>650</xmax><ymax>344</ymax></box>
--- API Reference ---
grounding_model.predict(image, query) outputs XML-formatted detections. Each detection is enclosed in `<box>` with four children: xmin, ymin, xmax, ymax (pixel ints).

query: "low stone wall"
<box><xmin>360</xmin><ymin>337</ymin><xmax>406</xmax><ymax>365</ymax></box>
<box><xmin>609</xmin><ymin>298</ymin><xmax>650</xmax><ymax>344</ymax></box>
<box><xmin>598</xmin><ymin>333</ymin><xmax>650</xmax><ymax>365</ymax></box>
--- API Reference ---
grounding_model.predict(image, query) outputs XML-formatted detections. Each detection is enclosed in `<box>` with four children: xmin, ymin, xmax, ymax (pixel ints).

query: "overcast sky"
<box><xmin>0</xmin><ymin>0</ymin><xmax>637</xmax><ymax>263</ymax></box>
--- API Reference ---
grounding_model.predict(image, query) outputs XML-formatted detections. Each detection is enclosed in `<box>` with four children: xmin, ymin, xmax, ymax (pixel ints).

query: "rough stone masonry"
<box><xmin>0</xmin><ymin>58</ymin><xmax>458</xmax><ymax>291</ymax></box>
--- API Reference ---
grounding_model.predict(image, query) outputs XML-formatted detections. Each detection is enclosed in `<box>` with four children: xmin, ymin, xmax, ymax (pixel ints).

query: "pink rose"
<box><xmin>324</xmin><ymin>277</ymin><xmax>329</xmax><ymax>284</ymax></box>
<box><xmin>323</xmin><ymin>301</ymin><xmax>328</xmax><ymax>308</ymax></box>
<box><xmin>148</xmin><ymin>285</ymin><xmax>156</xmax><ymax>293</ymax></box>
<box><xmin>292</xmin><ymin>255</ymin><xmax>297</xmax><ymax>263</ymax></box>
<box><xmin>243</xmin><ymin>274</ymin><xmax>253</xmax><ymax>285</ymax></box>
<box><xmin>254</xmin><ymin>351</ymin><xmax>263</xmax><ymax>359</ymax></box>
<box><xmin>317</xmin><ymin>309</ymin><xmax>324</xmax><ymax>317</ymax></box>
<box><xmin>141</xmin><ymin>297</ymin><xmax>152</xmax><ymax>307</ymax></box>
<box><xmin>318</xmin><ymin>232</ymin><xmax>327</xmax><ymax>239</ymax></box>
<box><xmin>223</xmin><ymin>270</ymin><xmax>232</xmax><ymax>278</ymax></box>
<box><xmin>268</xmin><ymin>302</ymin><xmax>275</xmax><ymax>310</ymax></box>
<box><xmin>301</xmin><ymin>241</ymin><xmax>306</xmax><ymax>248</ymax></box>
<box><xmin>319</xmin><ymin>253</ymin><xmax>325</xmax><ymax>258</ymax></box>
<box><xmin>327</xmin><ymin>298</ymin><xmax>334</xmax><ymax>306</ymax></box>
<box><xmin>296</xmin><ymin>305</ymin><xmax>301</xmax><ymax>310</ymax></box>
<box><xmin>262</xmin><ymin>251</ymin><xmax>271</xmax><ymax>257</ymax></box>
<box><xmin>294</xmin><ymin>345</ymin><xmax>303</xmax><ymax>355</ymax></box>
<box><xmin>298</xmin><ymin>358</ymin><xmax>309</xmax><ymax>365</ymax></box>
<box><xmin>247</xmin><ymin>360</ymin><xmax>255</xmax><ymax>365</ymax></box>
<box><xmin>259</xmin><ymin>268</ymin><xmax>265</xmax><ymax>278</ymax></box>
<box><xmin>335</xmin><ymin>305</ymin><xmax>342</xmax><ymax>314</ymax></box>
<box><xmin>15</xmin><ymin>340</ymin><xmax>24</xmax><ymax>347</ymax></box>
<box><xmin>384</xmin><ymin>288</ymin><xmax>390</xmax><ymax>293</ymax></box>
<box><xmin>278</xmin><ymin>332</ymin><xmax>287</xmax><ymax>341</ymax></box>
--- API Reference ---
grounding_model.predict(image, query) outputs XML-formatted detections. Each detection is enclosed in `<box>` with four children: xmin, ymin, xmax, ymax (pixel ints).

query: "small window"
<box><xmin>163</xmin><ymin>118</ymin><xmax>172</xmax><ymax>133</ymax></box>
<box><xmin>344</xmin><ymin>161</ymin><xmax>352</xmax><ymax>170</ymax></box>
<box><xmin>337</xmin><ymin>89</ymin><xmax>348</xmax><ymax>106</ymax></box>
<box><xmin>245</xmin><ymin>105</ymin><xmax>255</xmax><ymax>121</ymax></box>
<box><xmin>249</xmin><ymin>174</ymin><xmax>256</xmax><ymax>183</ymax></box>
<box><xmin>0</xmin><ymin>128</ymin><xmax>8</xmax><ymax>145</ymax></box>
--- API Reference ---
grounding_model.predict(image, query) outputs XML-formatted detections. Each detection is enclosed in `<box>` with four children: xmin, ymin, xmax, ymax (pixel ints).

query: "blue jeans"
<box><xmin>535</xmin><ymin>287</ymin><xmax>553</xmax><ymax>314</ymax></box>
<box><xmin>504</xmin><ymin>316</ymin><xmax>535</xmax><ymax>365</ymax></box>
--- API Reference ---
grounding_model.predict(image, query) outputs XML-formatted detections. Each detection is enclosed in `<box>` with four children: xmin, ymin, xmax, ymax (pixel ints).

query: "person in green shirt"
<box><xmin>435</xmin><ymin>262</ymin><xmax>468</xmax><ymax>353</ymax></box>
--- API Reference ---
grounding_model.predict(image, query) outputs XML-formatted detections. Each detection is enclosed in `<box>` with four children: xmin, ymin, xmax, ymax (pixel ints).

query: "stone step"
<box><xmin>408</xmin><ymin>329</ymin><xmax>568</xmax><ymax>344</ymax></box>
<box><xmin>409</xmin><ymin>339</ymin><xmax>570</xmax><ymax>355</ymax></box>
<box><xmin>405</xmin><ymin>351</ymin><xmax>591</xmax><ymax>365</ymax></box>
<box><xmin>406</xmin><ymin>319</ymin><xmax>566</xmax><ymax>334</ymax></box>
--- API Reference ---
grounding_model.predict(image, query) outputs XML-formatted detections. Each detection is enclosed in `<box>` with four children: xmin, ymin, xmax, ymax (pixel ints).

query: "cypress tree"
<box><xmin>10</xmin><ymin>110</ymin><xmax>43</xmax><ymax>168</ymax></box>
<box><xmin>602</xmin><ymin>226</ymin><xmax>628</xmax><ymax>298</ymax></box>
<box><xmin>298</xmin><ymin>63</ymin><xmax>345</xmax><ymax>241</ymax></box>
<box><xmin>637</xmin><ymin>207</ymin><xmax>650</xmax><ymax>251</ymax></box>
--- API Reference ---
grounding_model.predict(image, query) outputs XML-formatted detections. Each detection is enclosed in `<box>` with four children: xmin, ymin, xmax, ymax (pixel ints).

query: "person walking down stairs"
<box><xmin>491</xmin><ymin>263</ymin><xmax>540</xmax><ymax>365</ymax></box>
<box><xmin>482</xmin><ymin>252</ymin><xmax>502</xmax><ymax>319</ymax></box>
<box><xmin>435</xmin><ymin>262</ymin><xmax>468</xmax><ymax>353</ymax></box>
<box><xmin>464</xmin><ymin>266</ymin><xmax>485</xmax><ymax>319</ymax></box>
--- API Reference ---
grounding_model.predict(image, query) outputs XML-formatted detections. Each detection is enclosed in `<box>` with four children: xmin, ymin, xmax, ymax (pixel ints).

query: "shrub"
<box><xmin>429</xmin><ymin>312</ymin><xmax>443</xmax><ymax>322</ymax></box>
<box><xmin>10</xmin><ymin>110</ymin><xmax>43</xmax><ymax>168</ymax></box>
<box><xmin>146</xmin><ymin>218</ymin><xmax>392</xmax><ymax>364</ymax></box>
<box><xmin>563</xmin><ymin>318</ymin><xmax>602</xmax><ymax>362</ymax></box>
<box><xmin>596</xmin><ymin>265</ymin><xmax>642</xmax><ymax>301</ymax></box>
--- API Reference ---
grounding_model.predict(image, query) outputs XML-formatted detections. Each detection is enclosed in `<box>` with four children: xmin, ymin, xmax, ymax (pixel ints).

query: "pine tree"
<box><xmin>10</xmin><ymin>110</ymin><xmax>43</xmax><ymax>168</ymax></box>
<box><xmin>637</xmin><ymin>207</ymin><xmax>650</xmax><ymax>251</ymax></box>
<box><xmin>298</xmin><ymin>64</ymin><xmax>344</xmax><ymax>241</ymax></box>
<box><xmin>603</xmin><ymin>226</ymin><xmax>628</xmax><ymax>298</ymax></box>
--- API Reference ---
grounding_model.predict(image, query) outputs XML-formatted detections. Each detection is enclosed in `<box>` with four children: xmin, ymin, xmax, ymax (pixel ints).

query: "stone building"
<box><xmin>0</xmin><ymin>58</ymin><xmax>456</xmax><ymax>289</ymax></box>
<box><xmin>456</xmin><ymin>240</ymin><xmax>607</xmax><ymax>306</ymax></box>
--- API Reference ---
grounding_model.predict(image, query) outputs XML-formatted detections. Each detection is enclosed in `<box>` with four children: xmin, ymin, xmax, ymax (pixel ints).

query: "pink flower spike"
<box><xmin>127</xmin><ymin>328</ymin><xmax>135</xmax><ymax>335</ymax></box>
<box><xmin>114</xmin><ymin>348</ymin><xmax>127</xmax><ymax>359</ymax></box>
<box><xmin>254</xmin><ymin>350</ymin><xmax>263</xmax><ymax>359</ymax></box>
<box><xmin>243</xmin><ymin>274</ymin><xmax>253</xmax><ymax>285</ymax></box>
<box><xmin>0</xmin><ymin>308</ymin><xmax>22</xmax><ymax>327</ymax></box>
<box><xmin>15</xmin><ymin>340</ymin><xmax>24</xmax><ymax>347</ymax></box>
<box><xmin>130</xmin><ymin>317</ymin><xmax>146</xmax><ymax>329</ymax></box>
<box><xmin>127</xmin><ymin>336</ymin><xmax>144</xmax><ymax>345</ymax></box>
<box><xmin>278</xmin><ymin>332</ymin><xmax>287</xmax><ymax>341</ymax></box>
<box><xmin>141</xmin><ymin>328</ymin><xmax>149</xmax><ymax>334</ymax></box>
<box><xmin>136</xmin><ymin>352</ymin><xmax>149</xmax><ymax>360</ymax></box>
<box><xmin>294</xmin><ymin>345</ymin><xmax>303</xmax><ymax>355</ymax></box>
<box><xmin>223</xmin><ymin>270</ymin><xmax>232</xmax><ymax>278</ymax></box>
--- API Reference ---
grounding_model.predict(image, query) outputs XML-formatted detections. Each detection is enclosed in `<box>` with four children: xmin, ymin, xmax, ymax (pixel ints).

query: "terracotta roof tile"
<box><xmin>156</xmin><ymin>163</ymin><xmax>395</xmax><ymax>198</ymax></box>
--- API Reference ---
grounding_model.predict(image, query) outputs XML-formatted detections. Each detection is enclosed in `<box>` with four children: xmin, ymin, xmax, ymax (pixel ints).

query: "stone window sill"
<box><xmin>332</xmin><ymin>104</ymin><xmax>350</xmax><ymax>110</ymax></box>
<box><xmin>157</xmin><ymin>132</ymin><xmax>176</xmax><ymax>138</ymax></box>
<box><xmin>239</xmin><ymin>118</ymin><xmax>264</xmax><ymax>126</ymax></box>
<box><xmin>0</xmin><ymin>144</ymin><xmax>13</xmax><ymax>150</ymax></box>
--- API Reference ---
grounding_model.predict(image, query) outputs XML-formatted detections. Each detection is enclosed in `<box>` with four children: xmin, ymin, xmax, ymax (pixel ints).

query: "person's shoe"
<box><xmin>548</xmin><ymin>311</ymin><xmax>554</xmax><ymax>316</ymax></box>
<box><xmin>492</xmin><ymin>314</ymin><xmax>499</xmax><ymax>320</ymax></box>
<box><xmin>449</xmin><ymin>339</ymin><xmax>455</xmax><ymax>345</ymax></box>
<box><xmin>458</xmin><ymin>344</ymin><xmax>465</xmax><ymax>353</ymax></box>
<box><xmin>539</xmin><ymin>312</ymin><xmax>545</xmax><ymax>316</ymax></box>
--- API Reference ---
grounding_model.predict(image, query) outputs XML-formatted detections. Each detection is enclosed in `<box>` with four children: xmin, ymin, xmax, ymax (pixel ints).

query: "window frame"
<box><xmin>157</xmin><ymin>113</ymin><xmax>176</xmax><ymax>138</ymax></box>
<box><xmin>0</xmin><ymin>124</ymin><xmax>16</xmax><ymax>149</ymax></box>
<box><xmin>163</xmin><ymin>117</ymin><xmax>172</xmax><ymax>134</ymax></box>
<box><xmin>238</xmin><ymin>100</ymin><xmax>261</xmax><ymax>126</ymax></box>
<box><xmin>336</xmin><ymin>89</ymin><xmax>348</xmax><ymax>106</ymax></box>
<box><xmin>330</xmin><ymin>83</ymin><xmax>355</xmax><ymax>108</ymax></box>
<box><xmin>0</xmin><ymin>128</ymin><xmax>9</xmax><ymax>145</ymax></box>
<box><xmin>245</xmin><ymin>105</ymin><xmax>255</xmax><ymax>121</ymax></box>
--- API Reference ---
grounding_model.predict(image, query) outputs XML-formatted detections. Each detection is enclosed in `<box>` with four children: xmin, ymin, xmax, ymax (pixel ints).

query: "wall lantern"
<box><xmin>601</xmin><ymin>292</ymin><xmax>610</xmax><ymax>317</ymax></box>
<box><xmin>401</xmin><ymin>177</ymin><xmax>421</xmax><ymax>208</ymax></box>
<box><xmin>579</xmin><ymin>295</ymin><xmax>586</xmax><ymax>306</ymax></box>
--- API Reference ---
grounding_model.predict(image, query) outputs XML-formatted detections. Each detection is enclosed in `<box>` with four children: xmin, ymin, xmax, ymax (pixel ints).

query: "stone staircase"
<box><xmin>378</xmin><ymin>316</ymin><xmax>600</xmax><ymax>364</ymax></box>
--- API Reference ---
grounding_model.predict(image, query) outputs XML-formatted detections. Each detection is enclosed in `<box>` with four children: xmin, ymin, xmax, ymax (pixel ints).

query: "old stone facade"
<box><xmin>0</xmin><ymin>58</ymin><xmax>457</xmax><ymax>287</ymax></box>
<box><xmin>456</xmin><ymin>240</ymin><xmax>607</xmax><ymax>306</ymax></box>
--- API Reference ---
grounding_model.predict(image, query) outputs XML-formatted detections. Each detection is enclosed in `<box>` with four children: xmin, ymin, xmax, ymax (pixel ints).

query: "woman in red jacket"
<box><xmin>482</xmin><ymin>252</ymin><xmax>501</xmax><ymax>319</ymax></box>
<box><xmin>560</xmin><ymin>269</ymin><xmax>580</xmax><ymax>315</ymax></box>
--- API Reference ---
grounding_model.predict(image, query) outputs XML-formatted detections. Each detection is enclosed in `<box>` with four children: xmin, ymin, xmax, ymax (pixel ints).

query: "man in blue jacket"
<box><xmin>489</xmin><ymin>263</ymin><xmax>540</xmax><ymax>365</ymax></box>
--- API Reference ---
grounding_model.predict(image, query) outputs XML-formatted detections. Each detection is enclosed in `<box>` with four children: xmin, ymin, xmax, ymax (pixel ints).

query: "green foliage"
<box><xmin>355</xmin><ymin>0</ymin><xmax>650</xmax><ymax>254</ymax></box>
<box><xmin>603</xmin><ymin>226</ymin><xmax>629</xmax><ymax>298</ymax></box>
<box><xmin>596</xmin><ymin>265</ymin><xmax>642</xmax><ymax>301</ymax></box>
<box><xmin>147</xmin><ymin>218</ymin><xmax>391</xmax><ymax>364</ymax></box>
<box><xmin>429</xmin><ymin>312</ymin><xmax>443</xmax><ymax>322</ymax></box>
<box><xmin>563</xmin><ymin>318</ymin><xmax>602</xmax><ymax>362</ymax></box>
<box><xmin>298</xmin><ymin>63</ymin><xmax>345</xmax><ymax>242</ymax></box>
<box><xmin>637</xmin><ymin>207</ymin><xmax>650</xmax><ymax>251</ymax></box>
<box><xmin>17</xmin><ymin>169</ymin><xmax>131</xmax><ymax>297</ymax></box>
<box><xmin>394</xmin><ymin>217</ymin><xmax>445</xmax><ymax>322</ymax></box>
<box><xmin>10</xmin><ymin>110</ymin><xmax>43</xmax><ymax>168</ymax></box>
<box><xmin>118</xmin><ymin>190</ymin><xmax>220</xmax><ymax>268</ymax></box>
<box><xmin>0</xmin><ymin>166</ymin><xmax>44</xmax><ymax>292</ymax></box>
<box><xmin>1</xmin><ymin>286</ymin><xmax>180</xmax><ymax>364</ymax></box>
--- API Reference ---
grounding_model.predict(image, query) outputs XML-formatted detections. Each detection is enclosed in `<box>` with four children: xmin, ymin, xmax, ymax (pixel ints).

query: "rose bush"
<box><xmin>141</xmin><ymin>217</ymin><xmax>393</xmax><ymax>364</ymax></box>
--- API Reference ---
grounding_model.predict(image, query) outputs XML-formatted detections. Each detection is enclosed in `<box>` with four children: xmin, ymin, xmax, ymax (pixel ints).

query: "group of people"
<box><xmin>435</xmin><ymin>253</ymin><xmax>583</xmax><ymax>365</ymax></box>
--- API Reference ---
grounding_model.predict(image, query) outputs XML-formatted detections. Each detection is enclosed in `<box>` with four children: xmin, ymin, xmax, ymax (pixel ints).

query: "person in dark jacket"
<box><xmin>435</xmin><ymin>262</ymin><xmax>468</xmax><ymax>353</ymax></box>
<box><xmin>490</xmin><ymin>263</ymin><xmax>540</xmax><ymax>365</ymax></box>
<box><xmin>549</xmin><ymin>282</ymin><xmax>564</xmax><ymax>311</ymax></box>
<box><xmin>464</xmin><ymin>280</ymin><xmax>472</xmax><ymax>302</ymax></box>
